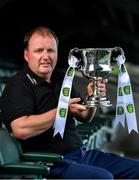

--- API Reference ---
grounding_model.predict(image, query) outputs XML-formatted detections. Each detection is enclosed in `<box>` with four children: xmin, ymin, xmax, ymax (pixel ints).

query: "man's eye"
<box><xmin>48</xmin><ymin>49</ymin><xmax>54</xmax><ymax>53</ymax></box>
<box><xmin>34</xmin><ymin>48</ymin><xmax>42</xmax><ymax>52</ymax></box>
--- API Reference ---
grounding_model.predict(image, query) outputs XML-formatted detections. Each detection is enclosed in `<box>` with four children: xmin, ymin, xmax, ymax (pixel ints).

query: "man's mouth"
<box><xmin>40</xmin><ymin>62</ymin><xmax>51</xmax><ymax>66</ymax></box>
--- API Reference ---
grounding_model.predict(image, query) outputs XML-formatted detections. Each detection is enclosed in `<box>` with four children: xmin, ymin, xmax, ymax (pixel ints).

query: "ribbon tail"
<box><xmin>53</xmin><ymin>129</ymin><xmax>64</xmax><ymax>138</ymax></box>
<box><xmin>126</xmin><ymin>113</ymin><xmax>138</xmax><ymax>133</ymax></box>
<box><xmin>53</xmin><ymin>130</ymin><xmax>60</xmax><ymax>137</ymax></box>
<box><xmin>127</xmin><ymin>126</ymin><xmax>138</xmax><ymax>134</ymax></box>
<box><xmin>115</xmin><ymin>114</ymin><xmax>125</xmax><ymax>127</ymax></box>
<box><xmin>53</xmin><ymin>118</ymin><xmax>66</xmax><ymax>138</ymax></box>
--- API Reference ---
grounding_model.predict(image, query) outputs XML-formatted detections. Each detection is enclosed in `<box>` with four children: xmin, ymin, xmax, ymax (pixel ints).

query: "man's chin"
<box><xmin>40</xmin><ymin>67</ymin><xmax>52</xmax><ymax>73</ymax></box>
<box><xmin>39</xmin><ymin>69</ymin><xmax>52</xmax><ymax>76</ymax></box>
<box><xmin>40</xmin><ymin>71</ymin><xmax>49</xmax><ymax>75</ymax></box>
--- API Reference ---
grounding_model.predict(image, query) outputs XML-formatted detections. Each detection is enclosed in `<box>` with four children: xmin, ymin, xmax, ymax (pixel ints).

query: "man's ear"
<box><xmin>24</xmin><ymin>50</ymin><xmax>29</xmax><ymax>63</ymax></box>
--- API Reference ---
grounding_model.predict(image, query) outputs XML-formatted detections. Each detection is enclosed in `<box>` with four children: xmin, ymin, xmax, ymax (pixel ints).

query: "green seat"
<box><xmin>0</xmin><ymin>128</ymin><xmax>63</xmax><ymax>179</ymax></box>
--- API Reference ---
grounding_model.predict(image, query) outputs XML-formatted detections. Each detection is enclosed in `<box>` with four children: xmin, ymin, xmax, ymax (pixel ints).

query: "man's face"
<box><xmin>24</xmin><ymin>33</ymin><xmax>58</xmax><ymax>81</ymax></box>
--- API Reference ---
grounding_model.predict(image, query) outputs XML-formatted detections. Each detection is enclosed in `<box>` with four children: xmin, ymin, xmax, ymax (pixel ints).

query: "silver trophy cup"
<box><xmin>69</xmin><ymin>47</ymin><xmax>124</xmax><ymax>107</ymax></box>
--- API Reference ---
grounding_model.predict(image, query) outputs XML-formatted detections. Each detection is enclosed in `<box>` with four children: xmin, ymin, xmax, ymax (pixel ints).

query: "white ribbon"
<box><xmin>115</xmin><ymin>55</ymin><xmax>138</xmax><ymax>133</ymax></box>
<box><xmin>53</xmin><ymin>55</ymin><xmax>78</xmax><ymax>138</ymax></box>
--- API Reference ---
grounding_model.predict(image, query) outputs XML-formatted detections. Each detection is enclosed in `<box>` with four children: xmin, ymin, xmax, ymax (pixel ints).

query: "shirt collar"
<box><xmin>24</xmin><ymin>65</ymin><xmax>46</xmax><ymax>86</ymax></box>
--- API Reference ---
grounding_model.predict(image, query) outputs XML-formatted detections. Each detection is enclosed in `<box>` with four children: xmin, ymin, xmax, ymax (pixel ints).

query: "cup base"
<box><xmin>86</xmin><ymin>99</ymin><xmax>113</xmax><ymax>107</ymax></box>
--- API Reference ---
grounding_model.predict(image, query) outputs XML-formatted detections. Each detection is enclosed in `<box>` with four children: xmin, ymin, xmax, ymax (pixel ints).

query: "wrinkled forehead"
<box><xmin>27</xmin><ymin>33</ymin><xmax>58</xmax><ymax>51</ymax></box>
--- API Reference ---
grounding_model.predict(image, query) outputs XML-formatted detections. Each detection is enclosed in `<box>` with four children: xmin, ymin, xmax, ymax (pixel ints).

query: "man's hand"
<box><xmin>69</xmin><ymin>98</ymin><xmax>87</xmax><ymax>117</ymax></box>
<box><xmin>86</xmin><ymin>77</ymin><xmax>107</xmax><ymax>98</ymax></box>
<box><xmin>68</xmin><ymin>77</ymin><xmax>107</xmax><ymax>122</ymax></box>
<box><xmin>68</xmin><ymin>97</ymin><xmax>97</xmax><ymax>122</ymax></box>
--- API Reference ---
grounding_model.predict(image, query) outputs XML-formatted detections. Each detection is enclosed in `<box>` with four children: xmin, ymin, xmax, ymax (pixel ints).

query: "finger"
<box><xmin>76</xmin><ymin>104</ymin><xmax>87</xmax><ymax>111</ymax></box>
<box><xmin>97</xmin><ymin>84</ymin><xmax>106</xmax><ymax>91</ymax></box>
<box><xmin>71</xmin><ymin>103</ymin><xmax>87</xmax><ymax>111</ymax></box>
<box><xmin>69</xmin><ymin>98</ymin><xmax>81</xmax><ymax>104</ymax></box>
<box><xmin>103</xmin><ymin>79</ymin><xmax>108</xmax><ymax>84</ymax></box>
<box><xmin>97</xmin><ymin>77</ymin><xmax>103</xmax><ymax>81</ymax></box>
<box><xmin>87</xmin><ymin>82</ymin><xmax>93</xmax><ymax>96</ymax></box>
<box><xmin>97</xmin><ymin>85</ymin><xmax>106</xmax><ymax>96</ymax></box>
<box><xmin>97</xmin><ymin>81</ymin><xmax>106</xmax><ymax>88</ymax></box>
<box><xmin>100</xmin><ymin>91</ymin><xmax>106</xmax><ymax>97</ymax></box>
<box><xmin>87</xmin><ymin>82</ymin><xmax>93</xmax><ymax>89</ymax></box>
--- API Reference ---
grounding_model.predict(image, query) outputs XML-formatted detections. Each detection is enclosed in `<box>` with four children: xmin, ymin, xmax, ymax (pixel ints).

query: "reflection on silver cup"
<box><xmin>68</xmin><ymin>47</ymin><xmax>124</xmax><ymax>107</ymax></box>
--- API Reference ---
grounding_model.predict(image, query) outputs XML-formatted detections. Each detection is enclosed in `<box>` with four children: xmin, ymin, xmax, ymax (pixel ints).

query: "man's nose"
<box><xmin>42</xmin><ymin>50</ymin><xmax>49</xmax><ymax>59</ymax></box>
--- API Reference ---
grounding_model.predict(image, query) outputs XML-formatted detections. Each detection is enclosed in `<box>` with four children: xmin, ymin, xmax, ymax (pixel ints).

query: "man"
<box><xmin>1</xmin><ymin>26</ymin><xmax>139</xmax><ymax>179</ymax></box>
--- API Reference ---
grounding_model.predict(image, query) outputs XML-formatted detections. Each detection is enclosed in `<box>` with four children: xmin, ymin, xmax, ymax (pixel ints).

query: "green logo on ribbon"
<box><xmin>123</xmin><ymin>86</ymin><xmax>131</xmax><ymax>95</ymax></box>
<box><xmin>63</xmin><ymin>87</ymin><xmax>70</xmax><ymax>97</ymax></box>
<box><xmin>117</xmin><ymin>106</ymin><xmax>124</xmax><ymax>115</ymax></box>
<box><xmin>67</xmin><ymin>68</ymin><xmax>74</xmax><ymax>76</ymax></box>
<box><xmin>59</xmin><ymin>108</ymin><xmax>67</xmax><ymax>118</ymax></box>
<box><xmin>121</xmin><ymin>65</ymin><xmax>126</xmax><ymax>73</ymax></box>
<box><xmin>118</xmin><ymin>87</ymin><xmax>123</xmax><ymax>96</ymax></box>
<box><xmin>126</xmin><ymin>104</ymin><xmax>134</xmax><ymax>113</ymax></box>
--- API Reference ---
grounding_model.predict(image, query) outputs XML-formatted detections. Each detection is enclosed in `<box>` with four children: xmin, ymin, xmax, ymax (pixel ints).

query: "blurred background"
<box><xmin>0</xmin><ymin>0</ymin><xmax>139</xmax><ymax>159</ymax></box>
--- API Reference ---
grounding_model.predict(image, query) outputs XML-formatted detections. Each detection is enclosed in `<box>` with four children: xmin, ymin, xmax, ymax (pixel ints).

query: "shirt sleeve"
<box><xmin>1</xmin><ymin>78</ymin><xmax>36</xmax><ymax>129</ymax></box>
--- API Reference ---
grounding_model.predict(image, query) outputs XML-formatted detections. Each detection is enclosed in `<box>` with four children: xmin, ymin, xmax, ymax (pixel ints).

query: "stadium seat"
<box><xmin>0</xmin><ymin>128</ymin><xmax>63</xmax><ymax>179</ymax></box>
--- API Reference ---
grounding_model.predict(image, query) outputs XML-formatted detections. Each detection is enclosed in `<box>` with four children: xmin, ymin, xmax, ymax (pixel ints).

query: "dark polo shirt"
<box><xmin>1</xmin><ymin>66</ymin><xmax>82</xmax><ymax>154</ymax></box>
